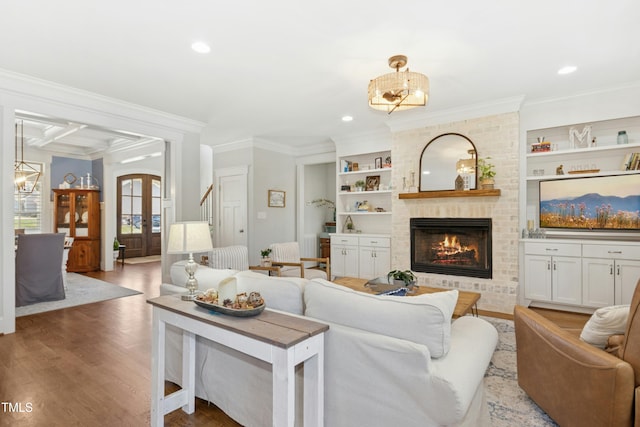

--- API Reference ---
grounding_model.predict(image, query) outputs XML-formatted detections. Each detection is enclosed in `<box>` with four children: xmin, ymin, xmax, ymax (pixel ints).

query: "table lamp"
<box><xmin>167</xmin><ymin>221</ymin><xmax>213</xmax><ymax>300</ymax></box>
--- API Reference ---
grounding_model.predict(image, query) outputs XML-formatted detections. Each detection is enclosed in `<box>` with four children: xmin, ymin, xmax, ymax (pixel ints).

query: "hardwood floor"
<box><xmin>0</xmin><ymin>262</ymin><xmax>238</xmax><ymax>426</ymax></box>
<box><xmin>0</xmin><ymin>263</ymin><xmax>590</xmax><ymax>426</ymax></box>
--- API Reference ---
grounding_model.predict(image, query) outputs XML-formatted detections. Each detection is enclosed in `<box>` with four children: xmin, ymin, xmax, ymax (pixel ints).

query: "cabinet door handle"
<box><xmin>545</xmin><ymin>248</ymin><xmax>558</xmax><ymax>252</ymax></box>
<box><xmin>553</xmin><ymin>262</ymin><xmax>556</xmax><ymax>271</ymax></box>
<box><xmin>610</xmin><ymin>264</ymin><xmax>614</xmax><ymax>275</ymax></box>
<box><xmin>547</xmin><ymin>261</ymin><xmax>551</xmax><ymax>270</ymax></box>
<box><xmin>608</xmin><ymin>250</ymin><xmax>623</xmax><ymax>254</ymax></box>
<box><xmin>617</xmin><ymin>265</ymin><xmax>620</xmax><ymax>275</ymax></box>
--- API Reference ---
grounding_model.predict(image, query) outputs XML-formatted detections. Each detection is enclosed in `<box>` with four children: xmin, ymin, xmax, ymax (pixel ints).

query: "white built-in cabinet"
<box><xmin>521</xmin><ymin>115</ymin><xmax>640</xmax><ymax>313</ymax></box>
<box><xmin>523</xmin><ymin>240</ymin><xmax>640</xmax><ymax>310</ymax></box>
<box><xmin>330</xmin><ymin>234</ymin><xmax>391</xmax><ymax>279</ymax></box>
<box><xmin>331</xmin><ymin>149</ymin><xmax>392</xmax><ymax>279</ymax></box>
<box><xmin>524</xmin><ymin>242</ymin><xmax>582</xmax><ymax>305</ymax></box>
<box><xmin>330</xmin><ymin>235</ymin><xmax>359</xmax><ymax>278</ymax></box>
<box><xmin>582</xmin><ymin>244</ymin><xmax>640</xmax><ymax>307</ymax></box>
<box><xmin>358</xmin><ymin>236</ymin><xmax>391</xmax><ymax>280</ymax></box>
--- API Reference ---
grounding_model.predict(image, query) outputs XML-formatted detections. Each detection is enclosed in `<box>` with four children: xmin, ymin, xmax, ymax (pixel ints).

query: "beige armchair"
<box><xmin>514</xmin><ymin>278</ymin><xmax>640</xmax><ymax>427</ymax></box>
<box><xmin>269</xmin><ymin>241</ymin><xmax>330</xmax><ymax>280</ymax></box>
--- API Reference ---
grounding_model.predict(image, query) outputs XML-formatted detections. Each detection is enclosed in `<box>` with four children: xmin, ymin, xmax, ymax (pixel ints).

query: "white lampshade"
<box><xmin>167</xmin><ymin>222</ymin><xmax>213</xmax><ymax>254</ymax></box>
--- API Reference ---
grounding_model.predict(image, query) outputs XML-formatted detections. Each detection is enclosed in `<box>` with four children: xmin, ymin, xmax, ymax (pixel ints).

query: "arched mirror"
<box><xmin>419</xmin><ymin>133</ymin><xmax>477</xmax><ymax>191</ymax></box>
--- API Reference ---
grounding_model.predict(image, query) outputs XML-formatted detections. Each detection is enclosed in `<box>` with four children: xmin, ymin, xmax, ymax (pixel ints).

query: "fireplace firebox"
<box><xmin>410</xmin><ymin>218</ymin><xmax>492</xmax><ymax>279</ymax></box>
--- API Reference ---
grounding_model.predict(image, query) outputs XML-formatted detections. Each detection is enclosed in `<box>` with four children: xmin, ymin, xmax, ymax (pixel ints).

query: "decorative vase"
<box><xmin>113</xmin><ymin>250</ymin><xmax>119</xmax><ymax>260</ymax></box>
<box><xmin>261</xmin><ymin>257</ymin><xmax>272</xmax><ymax>267</ymax></box>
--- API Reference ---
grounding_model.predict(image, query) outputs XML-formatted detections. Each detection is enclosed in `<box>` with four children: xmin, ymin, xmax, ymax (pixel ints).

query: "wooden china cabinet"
<box><xmin>53</xmin><ymin>189</ymin><xmax>101</xmax><ymax>272</ymax></box>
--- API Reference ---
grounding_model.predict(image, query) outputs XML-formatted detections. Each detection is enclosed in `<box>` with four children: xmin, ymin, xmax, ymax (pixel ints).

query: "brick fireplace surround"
<box><xmin>391</xmin><ymin>112</ymin><xmax>520</xmax><ymax>314</ymax></box>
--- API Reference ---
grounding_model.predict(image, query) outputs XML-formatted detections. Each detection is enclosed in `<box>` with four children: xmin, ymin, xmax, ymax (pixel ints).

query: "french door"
<box><xmin>117</xmin><ymin>174</ymin><xmax>162</xmax><ymax>258</ymax></box>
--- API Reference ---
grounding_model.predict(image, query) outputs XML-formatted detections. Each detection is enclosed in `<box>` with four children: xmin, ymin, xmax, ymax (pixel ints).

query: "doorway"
<box><xmin>117</xmin><ymin>174</ymin><xmax>162</xmax><ymax>258</ymax></box>
<box><xmin>216</xmin><ymin>167</ymin><xmax>248</xmax><ymax>248</ymax></box>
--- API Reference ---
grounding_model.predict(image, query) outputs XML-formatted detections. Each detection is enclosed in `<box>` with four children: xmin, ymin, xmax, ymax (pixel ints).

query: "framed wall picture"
<box><xmin>375</xmin><ymin>157</ymin><xmax>382</xmax><ymax>169</ymax></box>
<box><xmin>268</xmin><ymin>189</ymin><xmax>286</xmax><ymax>207</ymax></box>
<box><xmin>365</xmin><ymin>175</ymin><xmax>380</xmax><ymax>191</ymax></box>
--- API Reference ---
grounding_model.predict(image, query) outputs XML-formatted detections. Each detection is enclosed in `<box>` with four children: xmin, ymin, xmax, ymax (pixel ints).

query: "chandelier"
<box><xmin>15</xmin><ymin>120</ymin><xmax>41</xmax><ymax>194</ymax></box>
<box><xmin>368</xmin><ymin>55</ymin><xmax>429</xmax><ymax>114</ymax></box>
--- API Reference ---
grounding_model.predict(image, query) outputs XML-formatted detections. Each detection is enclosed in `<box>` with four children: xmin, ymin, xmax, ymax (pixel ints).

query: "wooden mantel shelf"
<box><xmin>398</xmin><ymin>189</ymin><xmax>501</xmax><ymax>199</ymax></box>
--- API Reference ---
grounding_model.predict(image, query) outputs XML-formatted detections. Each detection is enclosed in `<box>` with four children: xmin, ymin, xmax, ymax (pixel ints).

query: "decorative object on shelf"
<box><xmin>368</xmin><ymin>54</ymin><xmax>429</xmax><ymax>114</ymax></box>
<box><xmin>567</xmin><ymin>168</ymin><xmax>600</xmax><ymax>174</ymax></box>
<box><xmin>375</xmin><ymin>157</ymin><xmax>382</xmax><ymax>169</ymax></box>
<box><xmin>455</xmin><ymin>175</ymin><xmax>464</xmax><ymax>191</ymax></box>
<box><xmin>356</xmin><ymin>200</ymin><xmax>371</xmax><ymax>212</ymax></box>
<box><xmin>340</xmin><ymin>184</ymin><xmax>351</xmax><ymax>192</ymax></box>
<box><xmin>14</xmin><ymin>120</ymin><xmax>42</xmax><ymax>194</ymax></box>
<box><xmin>622</xmin><ymin>152</ymin><xmax>640</xmax><ymax>170</ymax></box>
<box><xmin>354</xmin><ymin>180</ymin><xmax>365</xmax><ymax>191</ymax></box>
<box><xmin>569</xmin><ymin>125</ymin><xmax>592</xmax><ymax>149</ymax></box>
<box><xmin>61</xmin><ymin>172</ymin><xmax>77</xmax><ymax>189</ymax></box>
<box><xmin>260</xmin><ymin>248</ymin><xmax>272</xmax><ymax>267</ymax></box>
<box><xmin>167</xmin><ymin>221</ymin><xmax>214</xmax><ymax>301</ymax></box>
<box><xmin>343</xmin><ymin>215</ymin><xmax>355</xmax><ymax>233</ymax></box>
<box><xmin>386</xmin><ymin>269</ymin><xmax>417</xmax><ymax>288</ymax></box>
<box><xmin>477</xmin><ymin>157</ymin><xmax>496</xmax><ymax>189</ymax></box>
<box><xmin>617</xmin><ymin>130</ymin><xmax>629</xmax><ymax>145</ymax></box>
<box><xmin>556</xmin><ymin>165</ymin><xmax>564</xmax><ymax>175</ymax></box>
<box><xmin>352</xmin><ymin>162</ymin><xmax>359</xmax><ymax>171</ymax></box>
<box><xmin>532</xmin><ymin>137</ymin><xmax>551</xmax><ymax>152</ymax></box>
<box><xmin>268</xmin><ymin>189</ymin><xmax>286</xmax><ymax>207</ymax></box>
<box><xmin>309</xmin><ymin>198</ymin><xmax>336</xmax><ymax>221</ymax></box>
<box><xmin>365</xmin><ymin>175</ymin><xmax>380</xmax><ymax>191</ymax></box>
<box><xmin>384</xmin><ymin>156</ymin><xmax>392</xmax><ymax>167</ymax></box>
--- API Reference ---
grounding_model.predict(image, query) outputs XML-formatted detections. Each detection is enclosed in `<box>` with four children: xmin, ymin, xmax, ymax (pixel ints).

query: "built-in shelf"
<box><xmin>398</xmin><ymin>189</ymin><xmax>501</xmax><ymax>199</ymax></box>
<box><xmin>338</xmin><ymin>167</ymin><xmax>392</xmax><ymax>176</ymax></box>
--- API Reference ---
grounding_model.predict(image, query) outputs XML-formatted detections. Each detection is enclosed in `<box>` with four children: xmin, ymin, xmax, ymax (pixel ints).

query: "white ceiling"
<box><xmin>2</xmin><ymin>0</ymin><xmax>640</xmax><ymax>152</ymax></box>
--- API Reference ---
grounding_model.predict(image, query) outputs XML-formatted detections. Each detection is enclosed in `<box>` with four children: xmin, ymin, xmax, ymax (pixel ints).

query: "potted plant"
<box><xmin>260</xmin><ymin>248</ymin><xmax>272</xmax><ymax>266</ymax></box>
<box><xmin>113</xmin><ymin>237</ymin><xmax>120</xmax><ymax>261</ymax></box>
<box><xmin>387</xmin><ymin>269</ymin><xmax>417</xmax><ymax>288</ymax></box>
<box><xmin>354</xmin><ymin>180</ymin><xmax>365</xmax><ymax>192</ymax></box>
<box><xmin>477</xmin><ymin>157</ymin><xmax>496</xmax><ymax>189</ymax></box>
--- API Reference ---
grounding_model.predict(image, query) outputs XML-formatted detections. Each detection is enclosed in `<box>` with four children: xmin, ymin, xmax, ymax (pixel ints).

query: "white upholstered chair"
<box><xmin>269</xmin><ymin>241</ymin><xmax>330</xmax><ymax>280</ymax></box>
<box><xmin>208</xmin><ymin>245</ymin><xmax>250</xmax><ymax>271</ymax></box>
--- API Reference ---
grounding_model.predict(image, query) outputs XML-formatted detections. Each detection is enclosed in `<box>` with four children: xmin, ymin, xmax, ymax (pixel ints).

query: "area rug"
<box><xmin>484</xmin><ymin>317</ymin><xmax>558</xmax><ymax>426</ymax></box>
<box><xmin>123</xmin><ymin>255</ymin><xmax>161</xmax><ymax>264</ymax></box>
<box><xmin>15</xmin><ymin>273</ymin><xmax>142</xmax><ymax>317</ymax></box>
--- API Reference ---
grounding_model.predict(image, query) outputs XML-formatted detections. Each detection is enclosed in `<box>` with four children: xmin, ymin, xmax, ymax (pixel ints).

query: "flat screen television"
<box><xmin>539</xmin><ymin>174</ymin><xmax>640</xmax><ymax>231</ymax></box>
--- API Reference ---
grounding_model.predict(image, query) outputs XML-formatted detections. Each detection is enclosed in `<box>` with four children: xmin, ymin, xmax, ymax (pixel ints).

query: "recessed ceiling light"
<box><xmin>342</xmin><ymin>116</ymin><xmax>353</xmax><ymax>122</ymax></box>
<box><xmin>191</xmin><ymin>41</ymin><xmax>211</xmax><ymax>54</ymax></box>
<box><xmin>557</xmin><ymin>65</ymin><xmax>577</xmax><ymax>75</ymax></box>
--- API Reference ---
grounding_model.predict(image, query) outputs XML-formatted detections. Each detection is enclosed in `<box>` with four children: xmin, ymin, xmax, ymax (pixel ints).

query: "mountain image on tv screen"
<box><xmin>539</xmin><ymin>174</ymin><xmax>640</xmax><ymax>230</ymax></box>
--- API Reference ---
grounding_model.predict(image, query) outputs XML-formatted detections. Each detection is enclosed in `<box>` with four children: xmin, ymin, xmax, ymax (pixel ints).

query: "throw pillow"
<box><xmin>580</xmin><ymin>305</ymin><xmax>630</xmax><ymax>349</ymax></box>
<box><xmin>304</xmin><ymin>279</ymin><xmax>458</xmax><ymax>358</ymax></box>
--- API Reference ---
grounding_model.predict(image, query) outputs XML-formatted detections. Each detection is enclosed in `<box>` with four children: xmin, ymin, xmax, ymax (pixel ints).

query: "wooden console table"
<box><xmin>333</xmin><ymin>277</ymin><xmax>480</xmax><ymax>318</ymax></box>
<box><xmin>147</xmin><ymin>295</ymin><xmax>329</xmax><ymax>427</ymax></box>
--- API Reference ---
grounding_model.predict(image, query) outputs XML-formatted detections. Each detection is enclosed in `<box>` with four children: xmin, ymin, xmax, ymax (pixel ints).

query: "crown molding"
<box><xmin>0</xmin><ymin>68</ymin><xmax>206</xmax><ymax>134</ymax></box>
<box><xmin>211</xmin><ymin>137</ymin><xmax>335</xmax><ymax>157</ymax></box>
<box><xmin>386</xmin><ymin>96</ymin><xmax>526</xmax><ymax>133</ymax></box>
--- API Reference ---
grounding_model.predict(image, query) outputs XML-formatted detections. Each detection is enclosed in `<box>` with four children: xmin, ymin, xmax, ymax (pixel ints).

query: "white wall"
<box><xmin>252</xmin><ymin>147</ymin><xmax>296</xmax><ymax>264</ymax></box>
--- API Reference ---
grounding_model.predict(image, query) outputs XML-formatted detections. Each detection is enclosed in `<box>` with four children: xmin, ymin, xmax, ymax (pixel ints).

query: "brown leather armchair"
<box><xmin>514</xmin><ymin>279</ymin><xmax>640</xmax><ymax>427</ymax></box>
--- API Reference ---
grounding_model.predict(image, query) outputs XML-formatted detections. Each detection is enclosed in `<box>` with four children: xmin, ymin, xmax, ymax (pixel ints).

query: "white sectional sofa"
<box><xmin>160</xmin><ymin>263</ymin><xmax>498</xmax><ymax>427</ymax></box>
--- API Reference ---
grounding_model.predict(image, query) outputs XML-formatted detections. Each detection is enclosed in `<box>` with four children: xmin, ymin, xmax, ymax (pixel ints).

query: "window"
<box><xmin>14</xmin><ymin>162</ymin><xmax>43</xmax><ymax>233</ymax></box>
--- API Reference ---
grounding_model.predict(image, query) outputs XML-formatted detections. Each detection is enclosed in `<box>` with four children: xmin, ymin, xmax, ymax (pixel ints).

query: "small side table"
<box><xmin>117</xmin><ymin>245</ymin><xmax>126</xmax><ymax>267</ymax></box>
<box><xmin>248</xmin><ymin>265</ymin><xmax>282</xmax><ymax>276</ymax></box>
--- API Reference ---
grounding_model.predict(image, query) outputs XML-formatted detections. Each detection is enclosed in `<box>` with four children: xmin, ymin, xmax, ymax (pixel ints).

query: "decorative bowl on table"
<box><xmin>194</xmin><ymin>291</ymin><xmax>265</xmax><ymax>317</ymax></box>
